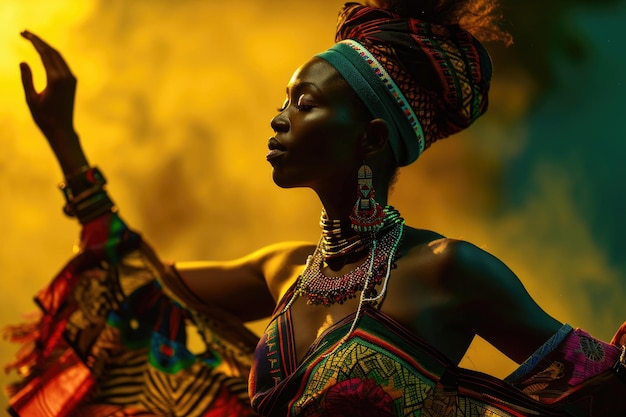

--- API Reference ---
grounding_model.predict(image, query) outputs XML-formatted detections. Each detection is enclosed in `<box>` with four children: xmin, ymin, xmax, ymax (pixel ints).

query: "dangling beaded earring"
<box><xmin>349</xmin><ymin>163</ymin><xmax>385</xmax><ymax>233</ymax></box>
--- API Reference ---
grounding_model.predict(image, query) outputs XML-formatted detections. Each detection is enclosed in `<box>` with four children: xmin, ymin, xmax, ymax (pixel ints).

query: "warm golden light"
<box><xmin>1</xmin><ymin>1</ymin><xmax>624</xmax><ymax>413</ymax></box>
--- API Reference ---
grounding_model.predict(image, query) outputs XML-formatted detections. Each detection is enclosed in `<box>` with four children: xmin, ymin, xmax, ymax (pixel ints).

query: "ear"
<box><xmin>361</xmin><ymin>118</ymin><xmax>389</xmax><ymax>158</ymax></box>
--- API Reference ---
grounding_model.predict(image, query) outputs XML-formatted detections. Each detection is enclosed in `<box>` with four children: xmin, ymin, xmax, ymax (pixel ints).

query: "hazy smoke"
<box><xmin>1</xmin><ymin>0</ymin><xmax>624</xmax><ymax>409</ymax></box>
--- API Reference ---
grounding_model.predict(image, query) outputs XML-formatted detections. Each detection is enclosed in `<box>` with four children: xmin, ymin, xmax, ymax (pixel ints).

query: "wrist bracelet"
<box><xmin>59</xmin><ymin>166</ymin><xmax>115</xmax><ymax>224</ymax></box>
<box><xmin>60</xmin><ymin>166</ymin><xmax>106</xmax><ymax>199</ymax></box>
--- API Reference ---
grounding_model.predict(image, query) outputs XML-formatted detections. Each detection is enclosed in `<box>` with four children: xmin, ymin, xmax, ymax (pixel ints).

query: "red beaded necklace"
<box><xmin>296</xmin><ymin>207</ymin><xmax>404</xmax><ymax>307</ymax></box>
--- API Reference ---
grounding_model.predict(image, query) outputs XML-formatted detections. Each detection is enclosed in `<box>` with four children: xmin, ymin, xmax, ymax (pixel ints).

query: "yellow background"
<box><xmin>1</xmin><ymin>0</ymin><xmax>625</xmax><ymax>413</ymax></box>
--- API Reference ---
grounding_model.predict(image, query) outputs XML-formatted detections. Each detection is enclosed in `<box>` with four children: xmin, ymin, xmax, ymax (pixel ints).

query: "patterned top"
<box><xmin>248</xmin><ymin>284</ymin><xmax>565</xmax><ymax>417</ymax></box>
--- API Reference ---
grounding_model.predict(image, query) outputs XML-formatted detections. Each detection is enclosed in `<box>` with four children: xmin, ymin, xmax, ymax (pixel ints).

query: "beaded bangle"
<box><xmin>59</xmin><ymin>166</ymin><xmax>115</xmax><ymax>224</ymax></box>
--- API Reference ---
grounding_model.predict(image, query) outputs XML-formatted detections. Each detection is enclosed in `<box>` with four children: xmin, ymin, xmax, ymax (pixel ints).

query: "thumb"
<box><xmin>19</xmin><ymin>62</ymin><xmax>37</xmax><ymax>105</ymax></box>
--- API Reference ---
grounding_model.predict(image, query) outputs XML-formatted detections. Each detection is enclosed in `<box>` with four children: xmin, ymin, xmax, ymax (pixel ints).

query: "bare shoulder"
<box><xmin>413</xmin><ymin>235</ymin><xmax>562</xmax><ymax>362</ymax></box>
<box><xmin>413</xmin><ymin>236</ymin><xmax>532</xmax><ymax>308</ymax></box>
<box><xmin>394</xmin><ymin>228</ymin><xmax>469</xmax><ymax>287</ymax></box>
<box><xmin>174</xmin><ymin>241</ymin><xmax>315</xmax><ymax>321</ymax></box>
<box><xmin>399</xmin><ymin>231</ymin><xmax>512</xmax><ymax>290</ymax></box>
<box><xmin>395</xmin><ymin>232</ymin><xmax>561</xmax><ymax>362</ymax></box>
<box><xmin>250</xmin><ymin>241</ymin><xmax>316</xmax><ymax>301</ymax></box>
<box><xmin>433</xmin><ymin>238</ymin><xmax>500</xmax><ymax>277</ymax></box>
<box><xmin>381</xmin><ymin>230</ymin><xmax>488</xmax><ymax>361</ymax></box>
<box><xmin>426</xmin><ymin>237</ymin><xmax>526</xmax><ymax>298</ymax></box>
<box><xmin>386</xmin><ymin>228</ymin><xmax>475</xmax><ymax>299</ymax></box>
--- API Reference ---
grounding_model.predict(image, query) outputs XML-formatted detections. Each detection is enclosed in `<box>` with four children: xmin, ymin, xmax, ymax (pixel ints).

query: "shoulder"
<box><xmin>399</xmin><ymin>231</ymin><xmax>518</xmax><ymax>299</ymax></box>
<box><xmin>248</xmin><ymin>241</ymin><xmax>316</xmax><ymax>301</ymax></box>
<box><xmin>401</xmin><ymin>229</ymin><xmax>504</xmax><ymax>275</ymax></box>
<box><xmin>245</xmin><ymin>240</ymin><xmax>316</xmax><ymax>263</ymax></box>
<box><xmin>424</xmin><ymin>237</ymin><xmax>518</xmax><ymax>296</ymax></box>
<box><xmin>397</xmin><ymin>228</ymin><xmax>481</xmax><ymax>277</ymax></box>
<box><xmin>434</xmin><ymin>238</ymin><xmax>503</xmax><ymax>277</ymax></box>
<box><xmin>397</xmin><ymin>230</ymin><xmax>562</xmax><ymax>362</ymax></box>
<box><xmin>421</xmin><ymin>238</ymin><xmax>562</xmax><ymax>351</ymax></box>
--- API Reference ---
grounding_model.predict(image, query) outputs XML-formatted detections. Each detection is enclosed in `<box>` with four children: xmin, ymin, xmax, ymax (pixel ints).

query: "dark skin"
<box><xmin>20</xmin><ymin>31</ymin><xmax>562</xmax><ymax>367</ymax></box>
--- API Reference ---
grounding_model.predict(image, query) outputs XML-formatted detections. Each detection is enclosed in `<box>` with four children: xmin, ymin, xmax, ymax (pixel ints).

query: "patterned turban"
<box><xmin>316</xmin><ymin>2</ymin><xmax>493</xmax><ymax>166</ymax></box>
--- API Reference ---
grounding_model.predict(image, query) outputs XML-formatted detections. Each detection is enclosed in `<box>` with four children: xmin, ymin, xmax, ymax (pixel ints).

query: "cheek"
<box><xmin>325</xmin><ymin>123</ymin><xmax>362</xmax><ymax>162</ymax></box>
<box><xmin>327</xmin><ymin>135</ymin><xmax>357</xmax><ymax>161</ymax></box>
<box><xmin>296</xmin><ymin>113</ymin><xmax>361</xmax><ymax>156</ymax></box>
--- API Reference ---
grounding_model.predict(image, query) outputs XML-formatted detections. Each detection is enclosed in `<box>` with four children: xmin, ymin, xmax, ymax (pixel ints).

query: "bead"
<box><xmin>297</xmin><ymin>217</ymin><xmax>404</xmax><ymax>306</ymax></box>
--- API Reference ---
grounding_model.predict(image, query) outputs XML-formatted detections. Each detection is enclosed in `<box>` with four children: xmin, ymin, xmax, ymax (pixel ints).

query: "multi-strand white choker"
<box><xmin>286</xmin><ymin>206</ymin><xmax>405</xmax><ymax>309</ymax></box>
<box><xmin>319</xmin><ymin>206</ymin><xmax>403</xmax><ymax>265</ymax></box>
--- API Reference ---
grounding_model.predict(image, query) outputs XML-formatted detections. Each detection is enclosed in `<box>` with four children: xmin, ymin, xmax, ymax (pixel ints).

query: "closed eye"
<box><xmin>277</xmin><ymin>94</ymin><xmax>316</xmax><ymax>112</ymax></box>
<box><xmin>295</xmin><ymin>94</ymin><xmax>315</xmax><ymax>111</ymax></box>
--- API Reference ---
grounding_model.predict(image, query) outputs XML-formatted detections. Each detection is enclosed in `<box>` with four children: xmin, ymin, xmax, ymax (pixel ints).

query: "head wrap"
<box><xmin>316</xmin><ymin>3</ymin><xmax>493</xmax><ymax>166</ymax></box>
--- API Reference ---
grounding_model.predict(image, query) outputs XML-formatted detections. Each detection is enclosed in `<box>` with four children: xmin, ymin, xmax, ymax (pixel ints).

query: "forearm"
<box><xmin>175</xmin><ymin>260</ymin><xmax>275</xmax><ymax>322</ymax></box>
<box><xmin>19</xmin><ymin>31</ymin><xmax>90</xmax><ymax>178</ymax></box>
<box><xmin>505</xmin><ymin>324</ymin><xmax>626</xmax><ymax>412</ymax></box>
<box><xmin>48</xmin><ymin>129</ymin><xmax>89</xmax><ymax>176</ymax></box>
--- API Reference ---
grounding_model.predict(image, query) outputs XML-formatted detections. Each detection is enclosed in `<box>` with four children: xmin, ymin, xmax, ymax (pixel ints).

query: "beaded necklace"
<box><xmin>291</xmin><ymin>207</ymin><xmax>404</xmax><ymax>308</ymax></box>
<box><xmin>319</xmin><ymin>210</ymin><xmax>368</xmax><ymax>263</ymax></box>
<box><xmin>319</xmin><ymin>207</ymin><xmax>402</xmax><ymax>264</ymax></box>
<box><xmin>281</xmin><ymin>207</ymin><xmax>405</xmax><ymax>355</ymax></box>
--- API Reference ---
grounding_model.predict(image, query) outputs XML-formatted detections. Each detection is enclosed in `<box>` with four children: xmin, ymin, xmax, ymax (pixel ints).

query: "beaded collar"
<box><xmin>320</xmin><ymin>206</ymin><xmax>403</xmax><ymax>264</ymax></box>
<box><xmin>296</xmin><ymin>206</ymin><xmax>404</xmax><ymax>307</ymax></box>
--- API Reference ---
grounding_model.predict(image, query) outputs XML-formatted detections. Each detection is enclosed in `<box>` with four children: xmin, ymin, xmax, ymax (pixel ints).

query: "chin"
<box><xmin>272</xmin><ymin>179</ymin><xmax>300</xmax><ymax>190</ymax></box>
<box><xmin>271</xmin><ymin>170</ymin><xmax>294</xmax><ymax>189</ymax></box>
<box><xmin>271</xmin><ymin>169</ymin><xmax>308</xmax><ymax>190</ymax></box>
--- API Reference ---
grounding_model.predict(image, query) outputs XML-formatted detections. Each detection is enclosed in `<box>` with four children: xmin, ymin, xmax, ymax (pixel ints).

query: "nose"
<box><xmin>271</xmin><ymin>111</ymin><xmax>289</xmax><ymax>133</ymax></box>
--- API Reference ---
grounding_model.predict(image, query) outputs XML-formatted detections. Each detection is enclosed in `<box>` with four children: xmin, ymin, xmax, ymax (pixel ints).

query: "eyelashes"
<box><xmin>277</xmin><ymin>98</ymin><xmax>289</xmax><ymax>112</ymax></box>
<box><xmin>295</xmin><ymin>103</ymin><xmax>314</xmax><ymax>111</ymax></box>
<box><xmin>277</xmin><ymin>95</ymin><xmax>315</xmax><ymax>112</ymax></box>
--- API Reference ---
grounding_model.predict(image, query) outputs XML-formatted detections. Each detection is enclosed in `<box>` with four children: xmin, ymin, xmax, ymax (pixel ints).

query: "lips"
<box><xmin>268</xmin><ymin>137</ymin><xmax>286</xmax><ymax>151</ymax></box>
<box><xmin>266</xmin><ymin>137</ymin><xmax>286</xmax><ymax>162</ymax></box>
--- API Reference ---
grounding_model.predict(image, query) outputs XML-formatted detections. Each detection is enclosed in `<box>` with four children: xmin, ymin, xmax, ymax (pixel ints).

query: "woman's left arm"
<box><xmin>447</xmin><ymin>240</ymin><xmax>626</xmax><ymax>412</ymax></box>
<box><xmin>446</xmin><ymin>240</ymin><xmax>563</xmax><ymax>363</ymax></box>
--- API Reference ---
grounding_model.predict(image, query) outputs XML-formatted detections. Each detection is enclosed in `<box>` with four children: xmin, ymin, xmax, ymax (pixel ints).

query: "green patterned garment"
<box><xmin>249</xmin><ymin>283</ymin><xmax>624</xmax><ymax>416</ymax></box>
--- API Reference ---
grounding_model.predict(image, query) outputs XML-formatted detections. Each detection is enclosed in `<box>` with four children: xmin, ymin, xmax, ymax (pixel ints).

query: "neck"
<box><xmin>313</xmin><ymin>156</ymin><xmax>393</xmax><ymax>257</ymax></box>
<box><xmin>315</xmin><ymin>176</ymin><xmax>390</xmax><ymax>222</ymax></box>
<box><xmin>319</xmin><ymin>205</ymin><xmax>403</xmax><ymax>270</ymax></box>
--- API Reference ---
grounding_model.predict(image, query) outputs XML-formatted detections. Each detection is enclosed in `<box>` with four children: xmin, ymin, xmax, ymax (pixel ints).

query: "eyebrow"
<box><xmin>286</xmin><ymin>81</ymin><xmax>322</xmax><ymax>95</ymax></box>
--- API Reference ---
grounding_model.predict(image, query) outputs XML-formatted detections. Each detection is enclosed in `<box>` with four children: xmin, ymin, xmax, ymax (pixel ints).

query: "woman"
<box><xmin>7</xmin><ymin>1</ymin><xmax>626</xmax><ymax>416</ymax></box>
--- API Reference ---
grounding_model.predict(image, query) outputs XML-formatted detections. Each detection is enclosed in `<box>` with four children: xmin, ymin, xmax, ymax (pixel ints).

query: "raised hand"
<box><xmin>20</xmin><ymin>30</ymin><xmax>88</xmax><ymax>176</ymax></box>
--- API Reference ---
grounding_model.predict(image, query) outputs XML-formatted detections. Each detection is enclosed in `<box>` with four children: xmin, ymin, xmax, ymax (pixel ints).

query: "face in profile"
<box><xmin>268</xmin><ymin>58</ymin><xmax>371</xmax><ymax>191</ymax></box>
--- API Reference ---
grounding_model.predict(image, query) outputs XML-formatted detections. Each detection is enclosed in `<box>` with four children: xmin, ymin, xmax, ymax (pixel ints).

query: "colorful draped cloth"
<box><xmin>4</xmin><ymin>212</ymin><xmax>625</xmax><ymax>416</ymax></box>
<box><xmin>4</xmin><ymin>212</ymin><xmax>258</xmax><ymax>417</ymax></box>
<box><xmin>5</xmin><ymin>213</ymin><xmax>625</xmax><ymax>416</ymax></box>
<box><xmin>249</xmin><ymin>284</ymin><xmax>626</xmax><ymax>416</ymax></box>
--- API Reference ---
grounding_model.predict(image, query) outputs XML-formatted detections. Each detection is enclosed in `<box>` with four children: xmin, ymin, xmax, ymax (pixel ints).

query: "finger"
<box><xmin>21</xmin><ymin>30</ymin><xmax>73</xmax><ymax>80</ymax></box>
<box><xmin>19</xmin><ymin>62</ymin><xmax>38</xmax><ymax>105</ymax></box>
<box><xmin>41</xmin><ymin>39</ymin><xmax>75</xmax><ymax>78</ymax></box>
<box><xmin>21</xmin><ymin>30</ymin><xmax>55</xmax><ymax>70</ymax></box>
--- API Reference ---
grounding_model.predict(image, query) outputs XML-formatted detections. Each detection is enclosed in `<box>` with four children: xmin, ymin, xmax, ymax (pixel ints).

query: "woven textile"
<box><xmin>4</xmin><ymin>212</ymin><xmax>258</xmax><ymax>417</ymax></box>
<box><xmin>330</xmin><ymin>3</ymin><xmax>492</xmax><ymax>164</ymax></box>
<box><xmin>249</xmin><ymin>284</ymin><xmax>573</xmax><ymax>416</ymax></box>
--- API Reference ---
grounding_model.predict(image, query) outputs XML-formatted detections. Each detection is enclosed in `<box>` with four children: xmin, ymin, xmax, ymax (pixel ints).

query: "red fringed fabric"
<box><xmin>4</xmin><ymin>212</ymin><xmax>258</xmax><ymax>417</ymax></box>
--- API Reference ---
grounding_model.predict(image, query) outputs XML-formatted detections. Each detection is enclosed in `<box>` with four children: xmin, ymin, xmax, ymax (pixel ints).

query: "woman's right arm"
<box><xmin>175</xmin><ymin>241</ymin><xmax>315</xmax><ymax>322</ymax></box>
<box><xmin>20</xmin><ymin>31</ymin><xmax>315</xmax><ymax>323</ymax></box>
<box><xmin>20</xmin><ymin>30</ymin><xmax>88</xmax><ymax>176</ymax></box>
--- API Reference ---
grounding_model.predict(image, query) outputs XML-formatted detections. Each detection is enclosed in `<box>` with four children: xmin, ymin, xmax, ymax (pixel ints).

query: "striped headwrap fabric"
<box><xmin>317</xmin><ymin>2</ymin><xmax>493</xmax><ymax>166</ymax></box>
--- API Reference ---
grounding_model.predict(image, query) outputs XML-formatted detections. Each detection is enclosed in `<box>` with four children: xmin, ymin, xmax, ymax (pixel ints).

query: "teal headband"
<box><xmin>315</xmin><ymin>39</ymin><xmax>425</xmax><ymax>166</ymax></box>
